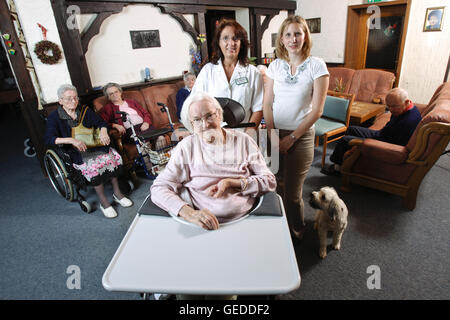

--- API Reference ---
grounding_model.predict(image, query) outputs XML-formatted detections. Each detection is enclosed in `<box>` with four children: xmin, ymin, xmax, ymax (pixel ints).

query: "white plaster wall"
<box><xmin>261</xmin><ymin>11</ymin><xmax>288</xmax><ymax>57</ymax></box>
<box><xmin>235</xmin><ymin>8</ymin><xmax>250</xmax><ymax>39</ymax></box>
<box><xmin>398</xmin><ymin>0</ymin><xmax>450</xmax><ymax>104</ymax></box>
<box><xmin>13</xmin><ymin>0</ymin><xmax>72</xmax><ymax>103</ymax></box>
<box><xmin>297</xmin><ymin>0</ymin><xmax>348</xmax><ymax>63</ymax></box>
<box><xmin>85</xmin><ymin>5</ymin><xmax>195</xmax><ymax>87</ymax></box>
<box><xmin>297</xmin><ymin>0</ymin><xmax>449</xmax><ymax>103</ymax></box>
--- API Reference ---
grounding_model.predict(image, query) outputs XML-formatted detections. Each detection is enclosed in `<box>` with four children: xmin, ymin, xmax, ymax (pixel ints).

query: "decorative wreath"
<box><xmin>34</xmin><ymin>40</ymin><xmax>62</xmax><ymax>65</ymax></box>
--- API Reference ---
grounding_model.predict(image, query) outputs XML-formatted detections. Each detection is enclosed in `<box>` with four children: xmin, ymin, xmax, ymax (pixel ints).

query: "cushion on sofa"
<box><xmin>141</xmin><ymin>84</ymin><xmax>179</xmax><ymax>128</ymax></box>
<box><xmin>348</xmin><ymin>69</ymin><xmax>395</xmax><ymax>104</ymax></box>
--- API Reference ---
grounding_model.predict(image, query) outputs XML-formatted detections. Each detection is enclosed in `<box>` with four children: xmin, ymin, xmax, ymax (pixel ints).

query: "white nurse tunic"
<box><xmin>190</xmin><ymin>59</ymin><xmax>263</xmax><ymax>123</ymax></box>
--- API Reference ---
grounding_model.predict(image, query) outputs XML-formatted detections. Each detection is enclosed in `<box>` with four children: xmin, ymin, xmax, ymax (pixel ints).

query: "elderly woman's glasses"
<box><xmin>107</xmin><ymin>89</ymin><xmax>121</xmax><ymax>97</ymax></box>
<box><xmin>62</xmin><ymin>96</ymin><xmax>78</xmax><ymax>102</ymax></box>
<box><xmin>220</xmin><ymin>36</ymin><xmax>241</xmax><ymax>43</ymax></box>
<box><xmin>191</xmin><ymin>111</ymin><xmax>218</xmax><ymax>127</ymax></box>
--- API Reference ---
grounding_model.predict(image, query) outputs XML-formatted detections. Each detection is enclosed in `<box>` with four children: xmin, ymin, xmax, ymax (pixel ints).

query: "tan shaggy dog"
<box><xmin>309</xmin><ymin>186</ymin><xmax>348</xmax><ymax>259</ymax></box>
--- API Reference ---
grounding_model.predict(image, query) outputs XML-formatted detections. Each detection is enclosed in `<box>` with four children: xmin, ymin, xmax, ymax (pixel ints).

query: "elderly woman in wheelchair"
<box><xmin>44</xmin><ymin>84</ymin><xmax>133</xmax><ymax>218</ymax></box>
<box><xmin>150</xmin><ymin>92</ymin><xmax>276</xmax><ymax>230</ymax></box>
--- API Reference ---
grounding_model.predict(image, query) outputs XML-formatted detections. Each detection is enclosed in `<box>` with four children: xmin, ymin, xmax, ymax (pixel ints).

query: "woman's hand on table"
<box><xmin>179</xmin><ymin>205</ymin><xmax>220</xmax><ymax>230</ymax></box>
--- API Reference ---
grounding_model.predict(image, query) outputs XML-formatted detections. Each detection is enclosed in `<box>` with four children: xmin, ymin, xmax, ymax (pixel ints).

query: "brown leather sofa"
<box><xmin>328</xmin><ymin>67</ymin><xmax>395</xmax><ymax>104</ymax></box>
<box><xmin>93</xmin><ymin>81</ymin><xmax>185</xmax><ymax>128</ymax></box>
<box><xmin>340</xmin><ymin>81</ymin><xmax>450</xmax><ymax>210</ymax></box>
<box><xmin>92</xmin><ymin>80</ymin><xmax>185</xmax><ymax>168</ymax></box>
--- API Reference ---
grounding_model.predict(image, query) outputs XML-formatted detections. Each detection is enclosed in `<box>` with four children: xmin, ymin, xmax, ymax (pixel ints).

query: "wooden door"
<box><xmin>344</xmin><ymin>0</ymin><xmax>410</xmax><ymax>86</ymax></box>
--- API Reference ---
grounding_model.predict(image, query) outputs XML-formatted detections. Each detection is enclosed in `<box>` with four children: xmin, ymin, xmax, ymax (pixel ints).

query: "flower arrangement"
<box><xmin>189</xmin><ymin>47</ymin><xmax>202</xmax><ymax>75</ymax></box>
<box><xmin>334</xmin><ymin>77</ymin><xmax>346</xmax><ymax>93</ymax></box>
<box><xmin>249</xmin><ymin>56</ymin><xmax>257</xmax><ymax>66</ymax></box>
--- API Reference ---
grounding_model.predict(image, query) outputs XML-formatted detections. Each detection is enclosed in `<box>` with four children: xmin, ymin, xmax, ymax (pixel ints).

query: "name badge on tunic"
<box><xmin>235</xmin><ymin>77</ymin><xmax>249</xmax><ymax>85</ymax></box>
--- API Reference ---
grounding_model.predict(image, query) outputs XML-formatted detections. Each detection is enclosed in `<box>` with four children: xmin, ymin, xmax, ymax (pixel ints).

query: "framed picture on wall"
<box><xmin>306</xmin><ymin>18</ymin><xmax>321</xmax><ymax>33</ymax></box>
<box><xmin>271</xmin><ymin>33</ymin><xmax>277</xmax><ymax>47</ymax></box>
<box><xmin>423</xmin><ymin>7</ymin><xmax>445</xmax><ymax>32</ymax></box>
<box><xmin>130</xmin><ymin>30</ymin><xmax>161</xmax><ymax>49</ymax></box>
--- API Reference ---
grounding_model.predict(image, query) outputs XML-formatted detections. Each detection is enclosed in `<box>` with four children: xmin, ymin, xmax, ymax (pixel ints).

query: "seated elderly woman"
<box><xmin>44</xmin><ymin>84</ymin><xmax>133</xmax><ymax>219</ymax></box>
<box><xmin>99</xmin><ymin>82</ymin><xmax>166</xmax><ymax>149</ymax></box>
<box><xmin>150</xmin><ymin>92</ymin><xmax>276</xmax><ymax>230</ymax></box>
<box><xmin>176</xmin><ymin>72</ymin><xmax>196</xmax><ymax>120</ymax></box>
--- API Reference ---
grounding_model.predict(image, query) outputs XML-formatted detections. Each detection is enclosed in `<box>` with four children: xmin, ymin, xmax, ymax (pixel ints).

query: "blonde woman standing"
<box><xmin>263</xmin><ymin>16</ymin><xmax>329</xmax><ymax>239</ymax></box>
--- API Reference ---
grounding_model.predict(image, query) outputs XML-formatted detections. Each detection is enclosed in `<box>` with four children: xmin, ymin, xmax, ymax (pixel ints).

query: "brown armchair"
<box><xmin>348</xmin><ymin>68</ymin><xmax>395</xmax><ymax>104</ymax></box>
<box><xmin>328</xmin><ymin>67</ymin><xmax>395</xmax><ymax>104</ymax></box>
<box><xmin>340</xmin><ymin>82</ymin><xmax>450</xmax><ymax>210</ymax></box>
<box><xmin>328</xmin><ymin>67</ymin><xmax>355</xmax><ymax>93</ymax></box>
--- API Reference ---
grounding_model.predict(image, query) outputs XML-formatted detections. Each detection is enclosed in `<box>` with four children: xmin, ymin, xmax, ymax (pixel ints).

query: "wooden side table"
<box><xmin>350</xmin><ymin>101</ymin><xmax>386</xmax><ymax>125</ymax></box>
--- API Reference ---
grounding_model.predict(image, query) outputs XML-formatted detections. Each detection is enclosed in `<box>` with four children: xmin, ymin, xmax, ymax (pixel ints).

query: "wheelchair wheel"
<box><xmin>44</xmin><ymin>149</ymin><xmax>74</xmax><ymax>201</ymax></box>
<box><xmin>79</xmin><ymin>200</ymin><xmax>92</xmax><ymax>213</ymax></box>
<box><xmin>128</xmin><ymin>180</ymin><xmax>135</xmax><ymax>191</ymax></box>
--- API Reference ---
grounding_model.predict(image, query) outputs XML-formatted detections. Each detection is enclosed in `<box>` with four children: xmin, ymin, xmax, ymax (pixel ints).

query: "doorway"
<box><xmin>344</xmin><ymin>1</ymin><xmax>409</xmax><ymax>86</ymax></box>
<box><xmin>205</xmin><ymin>10</ymin><xmax>236</xmax><ymax>59</ymax></box>
<box><xmin>365</xmin><ymin>15</ymin><xmax>404</xmax><ymax>71</ymax></box>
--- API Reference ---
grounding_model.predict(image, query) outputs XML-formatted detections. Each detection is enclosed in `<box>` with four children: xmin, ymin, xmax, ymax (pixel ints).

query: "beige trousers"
<box><xmin>276</xmin><ymin>127</ymin><xmax>315</xmax><ymax>232</ymax></box>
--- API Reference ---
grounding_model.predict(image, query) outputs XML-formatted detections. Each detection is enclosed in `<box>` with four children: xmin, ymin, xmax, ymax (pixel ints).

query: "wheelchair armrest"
<box><xmin>249</xmin><ymin>192</ymin><xmax>282</xmax><ymax>217</ymax></box>
<box><xmin>138</xmin><ymin>192</ymin><xmax>282</xmax><ymax>217</ymax></box>
<box><xmin>47</xmin><ymin>144</ymin><xmax>73</xmax><ymax>164</ymax></box>
<box><xmin>138</xmin><ymin>195</ymin><xmax>171</xmax><ymax>217</ymax></box>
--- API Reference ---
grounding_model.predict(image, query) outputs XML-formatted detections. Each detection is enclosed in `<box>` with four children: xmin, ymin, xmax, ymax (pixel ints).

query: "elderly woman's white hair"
<box><xmin>57</xmin><ymin>84</ymin><xmax>77</xmax><ymax>100</ymax></box>
<box><xmin>180</xmin><ymin>91</ymin><xmax>223</xmax><ymax>133</ymax></box>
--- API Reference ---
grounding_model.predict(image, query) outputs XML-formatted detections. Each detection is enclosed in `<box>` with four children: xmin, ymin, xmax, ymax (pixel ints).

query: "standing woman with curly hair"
<box><xmin>180</xmin><ymin>18</ymin><xmax>264</xmax><ymax>132</ymax></box>
<box><xmin>263</xmin><ymin>16</ymin><xmax>329</xmax><ymax>239</ymax></box>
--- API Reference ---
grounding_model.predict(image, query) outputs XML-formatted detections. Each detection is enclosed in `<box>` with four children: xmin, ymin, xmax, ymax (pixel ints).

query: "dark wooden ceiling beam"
<box><xmin>158</xmin><ymin>4</ymin><xmax>206</xmax><ymax>14</ymax></box>
<box><xmin>249</xmin><ymin>8</ymin><xmax>281</xmax><ymax>64</ymax></box>
<box><xmin>71</xmin><ymin>1</ymin><xmax>126</xmax><ymax>13</ymax></box>
<box><xmin>159</xmin><ymin>8</ymin><xmax>201</xmax><ymax>46</ymax></box>
<box><xmin>261</xmin><ymin>14</ymin><xmax>276</xmax><ymax>35</ymax></box>
<box><xmin>51</xmin><ymin>0</ymin><xmax>92</xmax><ymax>94</ymax></box>
<box><xmin>157</xmin><ymin>4</ymin><xmax>209</xmax><ymax>61</ymax></box>
<box><xmin>81</xmin><ymin>12</ymin><xmax>115</xmax><ymax>54</ymax></box>
<box><xmin>68</xmin><ymin>0</ymin><xmax>296</xmax><ymax>11</ymax></box>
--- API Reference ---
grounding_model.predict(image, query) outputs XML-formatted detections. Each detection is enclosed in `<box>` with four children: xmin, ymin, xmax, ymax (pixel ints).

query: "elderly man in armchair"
<box><xmin>321</xmin><ymin>87</ymin><xmax>422</xmax><ymax>176</ymax></box>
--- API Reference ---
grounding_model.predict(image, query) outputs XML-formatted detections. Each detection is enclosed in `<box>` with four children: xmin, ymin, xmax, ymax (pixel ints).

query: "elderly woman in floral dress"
<box><xmin>44</xmin><ymin>84</ymin><xmax>133</xmax><ymax>218</ymax></box>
